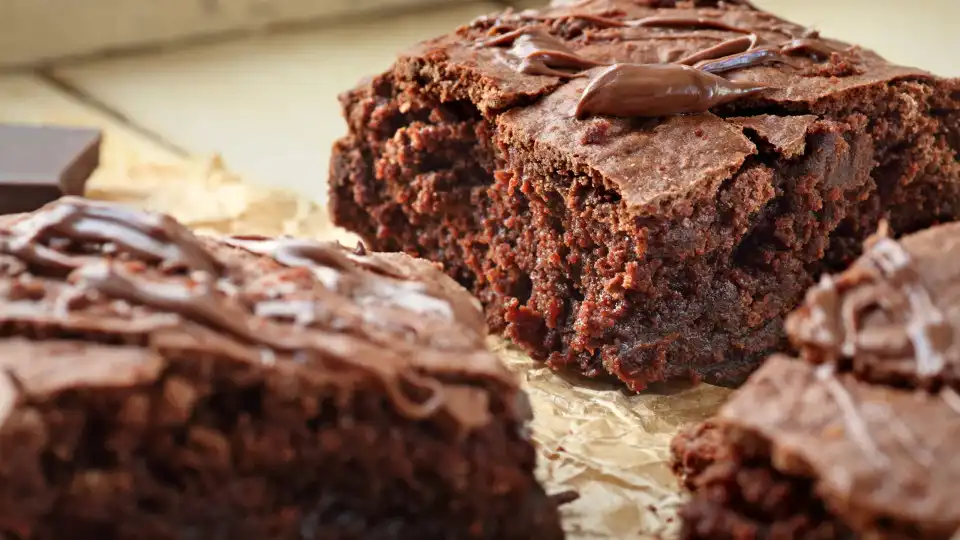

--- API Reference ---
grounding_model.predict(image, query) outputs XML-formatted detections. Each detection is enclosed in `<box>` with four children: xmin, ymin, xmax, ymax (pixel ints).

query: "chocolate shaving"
<box><xmin>694</xmin><ymin>45</ymin><xmax>802</xmax><ymax>74</ymax></box>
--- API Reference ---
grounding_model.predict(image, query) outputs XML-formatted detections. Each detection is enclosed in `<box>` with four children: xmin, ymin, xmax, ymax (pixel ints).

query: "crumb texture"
<box><xmin>330</xmin><ymin>0</ymin><xmax>960</xmax><ymax>389</ymax></box>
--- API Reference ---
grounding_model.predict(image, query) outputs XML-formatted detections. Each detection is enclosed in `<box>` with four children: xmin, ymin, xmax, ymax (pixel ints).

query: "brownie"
<box><xmin>329</xmin><ymin>0</ymin><xmax>960</xmax><ymax>389</ymax></box>
<box><xmin>675</xmin><ymin>357</ymin><xmax>960</xmax><ymax>540</ymax></box>
<box><xmin>672</xmin><ymin>222</ymin><xmax>960</xmax><ymax>539</ymax></box>
<box><xmin>786</xmin><ymin>220</ymin><xmax>960</xmax><ymax>389</ymax></box>
<box><xmin>0</xmin><ymin>198</ymin><xmax>564</xmax><ymax>540</ymax></box>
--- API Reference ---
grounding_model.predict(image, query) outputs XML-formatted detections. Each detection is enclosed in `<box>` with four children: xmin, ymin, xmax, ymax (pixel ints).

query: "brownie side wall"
<box><xmin>330</xmin><ymin>68</ymin><xmax>960</xmax><ymax>388</ymax></box>
<box><xmin>0</xmin><ymin>345</ymin><xmax>561</xmax><ymax>540</ymax></box>
<box><xmin>674</xmin><ymin>428</ymin><xmax>855</xmax><ymax>540</ymax></box>
<box><xmin>675</xmin><ymin>423</ymin><xmax>954</xmax><ymax>540</ymax></box>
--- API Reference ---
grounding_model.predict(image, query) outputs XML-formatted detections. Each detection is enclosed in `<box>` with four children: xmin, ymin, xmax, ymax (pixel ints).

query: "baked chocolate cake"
<box><xmin>0</xmin><ymin>198</ymin><xmax>564</xmax><ymax>540</ymax></box>
<box><xmin>329</xmin><ymin>0</ymin><xmax>960</xmax><ymax>389</ymax></box>
<box><xmin>672</xmin><ymin>222</ymin><xmax>960</xmax><ymax>539</ymax></box>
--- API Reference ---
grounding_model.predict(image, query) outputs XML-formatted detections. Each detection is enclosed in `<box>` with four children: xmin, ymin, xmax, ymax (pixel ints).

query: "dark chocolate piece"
<box><xmin>330</xmin><ymin>0</ymin><xmax>960</xmax><ymax>389</ymax></box>
<box><xmin>574</xmin><ymin>63</ymin><xmax>768</xmax><ymax>119</ymax></box>
<box><xmin>0</xmin><ymin>124</ymin><xmax>101</xmax><ymax>215</ymax></box>
<box><xmin>0</xmin><ymin>198</ymin><xmax>564</xmax><ymax>539</ymax></box>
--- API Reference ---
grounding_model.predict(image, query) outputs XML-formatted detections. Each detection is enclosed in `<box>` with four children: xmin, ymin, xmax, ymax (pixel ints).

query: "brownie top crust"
<box><xmin>718</xmin><ymin>355</ymin><xmax>960</xmax><ymax>538</ymax></box>
<box><xmin>787</xmin><ymin>222</ymin><xmax>960</xmax><ymax>389</ymax></box>
<box><xmin>389</xmin><ymin>0</ymin><xmax>939</xmax><ymax>214</ymax></box>
<box><xmin>0</xmin><ymin>198</ymin><xmax>515</xmax><ymax>432</ymax></box>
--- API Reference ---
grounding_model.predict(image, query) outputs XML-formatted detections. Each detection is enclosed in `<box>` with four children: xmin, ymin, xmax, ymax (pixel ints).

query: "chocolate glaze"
<box><xmin>0</xmin><ymin>197</ymin><xmax>223</xmax><ymax>275</ymax></box>
<box><xmin>629</xmin><ymin>16</ymin><xmax>752</xmax><ymax>34</ymax></box>
<box><xmin>694</xmin><ymin>45</ymin><xmax>802</xmax><ymax>74</ymax></box>
<box><xmin>480</xmin><ymin>27</ymin><xmax>605</xmax><ymax>78</ymax></box>
<box><xmin>75</xmin><ymin>262</ymin><xmax>456</xmax><ymax>422</ymax></box>
<box><xmin>0</xmin><ymin>199</ymin><xmax>506</xmax><ymax>430</ymax></box>
<box><xmin>574</xmin><ymin>63</ymin><xmax>768</xmax><ymax>119</ymax></box>
<box><xmin>223</xmin><ymin>235</ymin><xmax>481</xmax><ymax>325</ymax></box>
<box><xmin>675</xmin><ymin>34</ymin><xmax>757</xmax><ymax>66</ymax></box>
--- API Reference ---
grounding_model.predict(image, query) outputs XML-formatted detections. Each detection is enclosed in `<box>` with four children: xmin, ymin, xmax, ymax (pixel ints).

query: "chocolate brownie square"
<box><xmin>672</xmin><ymin>222</ymin><xmax>960</xmax><ymax>539</ymax></box>
<box><xmin>674</xmin><ymin>357</ymin><xmax>960</xmax><ymax>540</ymax></box>
<box><xmin>0</xmin><ymin>198</ymin><xmax>564</xmax><ymax>539</ymax></box>
<box><xmin>329</xmin><ymin>0</ymin><xmax>960</xmax><ymax>389</ymax></box>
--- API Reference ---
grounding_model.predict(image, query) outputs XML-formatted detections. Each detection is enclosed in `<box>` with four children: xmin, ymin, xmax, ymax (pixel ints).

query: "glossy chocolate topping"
<box><xmin>629</xmin><ymin>15</ymin><xmax>751</xmax><ymax>34</ymax></box>
<box><xmin>786</xmin><ymin>222</ymin><xmax>960</xmax><ymax>385</ymax></box>
<box><xmin>675</xmin><ymin>34</ymin><xmax>757</xmax><ymax>66</ymax></box>
<box><xmin>0</xmin><ymin>199</ymin><xmax>509</xmax><ymax>430</ymax></box>
<box><xmin>694</xmin><ymin>45</ymin><xmax>802</xmax><ymax>74</ymax></box>
<box><xmin>574</xmin><ymin>63</ymin><xmax>768</xmax><ymax>119</ymax></box>
<box><xmin>481</xmin><ymin>27</ymin><xmax>605</xmax><ymax>78</ymax></box>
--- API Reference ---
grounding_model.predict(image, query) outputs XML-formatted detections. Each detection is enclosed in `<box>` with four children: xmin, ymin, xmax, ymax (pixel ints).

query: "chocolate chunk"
<box><xmin>0</xmin><ymin>124</ymin><xmax>101</xmax><ymax>215</ymax></box>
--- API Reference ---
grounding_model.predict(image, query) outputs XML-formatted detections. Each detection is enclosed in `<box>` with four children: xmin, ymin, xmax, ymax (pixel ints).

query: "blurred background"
<box><xmin>1</xmin><ymin>0</ymin><xmax>957</xmax><ymax>201</ymax></box>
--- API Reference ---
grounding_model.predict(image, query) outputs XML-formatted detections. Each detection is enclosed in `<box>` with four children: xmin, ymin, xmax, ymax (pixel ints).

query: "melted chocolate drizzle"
<box><xmin>675</xmin><ymin>34</ymin><xmax>757</xmax><ymax>66</ymax></box>
<box><xmin>574</xmin><ymin>63</ymin><xmax>768</xmax><ymax>119</ymax></box>
<box><xmin>480</xmin><ymin>28</ymin><xmax>604</xmax><ymax>78</ymax></box>
<box><xmin>0</xmin><ymin>198</ymin><xmax>493</xmax><ymax>428</ymax></box>
<box><xmin>694</xmin><ymin>45</ymin><xmax>802</xmax><ymax>74</ymax></box>
<box><xmin>629</xmin><ymin>15</ymin><xmax>752</xmax><ymax>34</ymax></box>
<box><xmin>788</xmin><ymin>225</ymin><xmax>955</xmax><ymax>383</ymax></box>
<box><xmin>0</xmin><ymin>197</ymin><xmax>223</xmax><ymax>275</ymax></box>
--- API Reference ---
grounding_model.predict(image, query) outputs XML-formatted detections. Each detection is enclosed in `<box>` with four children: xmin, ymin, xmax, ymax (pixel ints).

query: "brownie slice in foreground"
<box><xmin>672</xmin><ymin>222</ymin><xmax>960</xmax><ymax>539</ymax></box>
<box><xmin>0</xmin><ymin>198</ymin><xmax>563</xmax><ymax>540</ymax></box>
<box><xmin>329</xmin><ymin>0</ymin><xmax>960</xmax><ymax>389</ymax></box>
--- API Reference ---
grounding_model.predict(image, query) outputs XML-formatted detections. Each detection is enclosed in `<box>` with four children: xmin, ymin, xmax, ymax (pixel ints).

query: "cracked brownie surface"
<box><xmin>329</xmin><ymin>0</ymin><xmax>960</xmax><ymax>389</ymax></box>
<box><xmin>672</xmin><ymin>222</ymin><xmax>960</xmax><ymax>539</ymax></box>
<box><xmin>0</xmin><ymin>198</ymin><xmax>563</xmax><ymax>540</ymax></box>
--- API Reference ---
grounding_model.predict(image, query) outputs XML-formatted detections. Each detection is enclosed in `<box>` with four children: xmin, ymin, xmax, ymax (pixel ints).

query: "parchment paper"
<box><xmin>88</xmin><ymin>155</ymin><xmax>732</xmax><ymax>539</ymax></box>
